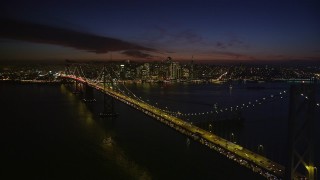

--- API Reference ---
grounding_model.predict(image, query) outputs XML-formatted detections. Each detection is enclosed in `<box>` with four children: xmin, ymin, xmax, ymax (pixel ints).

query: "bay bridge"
<box><xmin>59</xmin><ymin>64</ymin><xmax>318</xmax><ymax>180</ymax></box>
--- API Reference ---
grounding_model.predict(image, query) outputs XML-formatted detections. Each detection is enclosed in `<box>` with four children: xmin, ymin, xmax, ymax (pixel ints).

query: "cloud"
<box><xmin>165</xmin><ymin>51</ymin><xmax>176</xmax><ymax>53</ymax></box>
<box><xmin>215</xmin><ymin>36</ymin><xmax>246</xmax><ymax>50</ymax></box>
<box><xmin>142</xmin><ymin>26</ymin><xmax>204</xmax><ymax>47</ymax></box>
<box><xmin>304</xmin><ymin>56</ymin><xmax>320</xmax><ymax>60</ymax></box>
<box><xmin>0</xmin><ymin>18</ymin><xmax>154</xmax><ymax>54</ymax></box>
<box><xmin>228</xmin><ymin>38</ymin><xmax>244</xmax><ymax>46</ymax></box>
<box><xmin>174</xmin><ymin>30</ymin><xmax>203</xmax><ymax>44</ymax></box>
<box><xmin>216</xmin><ymin>41</ymin><xmax>227</xmax><ymax>49</ymax></box>
<box><xmin>210</xmin><ymin>50</ymin><xmax>256</xmax><ymax>60</ymax></box>
<box><xmin>121</xmin><ymin>50</ymin><xmax>154</xmax><ymax>59</ymax></box>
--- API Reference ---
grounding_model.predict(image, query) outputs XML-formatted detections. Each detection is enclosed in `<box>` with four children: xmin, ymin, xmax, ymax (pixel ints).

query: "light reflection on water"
<box><xmin>60</xmin><ymin>84</ymin><xmax>152</xmax><ymax>180</ymax></box>
<box><xmin>4</xmin><ymin>82</ymin><xmax>318</xmax><ymax>179</ymax></box>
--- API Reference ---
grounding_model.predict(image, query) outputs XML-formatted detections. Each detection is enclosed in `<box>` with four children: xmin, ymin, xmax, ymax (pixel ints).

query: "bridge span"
<box><xmin>60</xmin><ymin>74</ymin><xmax>294</xmax><ymax>179</ymax></box>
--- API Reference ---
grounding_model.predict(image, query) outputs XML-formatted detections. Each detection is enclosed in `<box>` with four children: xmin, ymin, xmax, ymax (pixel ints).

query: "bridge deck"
<box><xmin>61</xmin><ymin>75</ymin><xmax>291</xmax><ymax>179</ymax></box>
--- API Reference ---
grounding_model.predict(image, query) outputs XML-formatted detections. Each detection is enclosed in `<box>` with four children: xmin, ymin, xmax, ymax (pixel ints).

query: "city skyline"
<box><xmin>1</xmin><ymin>0</ymin><xmax>320</xmax><ymax>62</ymax></box>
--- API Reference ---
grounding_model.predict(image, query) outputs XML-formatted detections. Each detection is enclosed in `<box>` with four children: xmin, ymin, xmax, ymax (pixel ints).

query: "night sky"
<box><xmin>0</xmin><ymin>0</ymin><xmax>319</xmax><ymax>62</ymax></box>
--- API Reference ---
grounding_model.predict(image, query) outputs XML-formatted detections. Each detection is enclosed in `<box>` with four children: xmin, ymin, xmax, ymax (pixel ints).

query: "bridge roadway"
<box><xmin>61</xmin><ymin>75</ymin><xmax>287</xmax><ymax>179</ymax></box>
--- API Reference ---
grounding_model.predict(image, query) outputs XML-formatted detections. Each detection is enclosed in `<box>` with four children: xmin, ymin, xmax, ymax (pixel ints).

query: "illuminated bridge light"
<box><xmin>61</xmin><ymin>75</ymin><xmax>290</xmax><ymax>179</ymax></box>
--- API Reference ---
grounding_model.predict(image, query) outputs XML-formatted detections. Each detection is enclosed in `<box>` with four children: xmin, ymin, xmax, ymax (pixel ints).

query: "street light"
<box><xmin>258</xmin><ymin>144</ymin><xmax>264</xmax><ymax>155</ymax></box>
<box><xmin>230</xmin><ymin>133</ymin><xmax>235</xmax><ymax>143</ymax></box>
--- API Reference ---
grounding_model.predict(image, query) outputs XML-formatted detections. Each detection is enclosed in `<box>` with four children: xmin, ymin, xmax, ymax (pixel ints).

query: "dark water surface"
<box><xmin>1</xmin><ymin>82</ymin><xmax>319</xmax><ymax>179</ymax></box>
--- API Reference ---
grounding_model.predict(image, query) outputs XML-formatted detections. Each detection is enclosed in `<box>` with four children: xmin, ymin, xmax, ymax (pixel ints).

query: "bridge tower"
<box><xmin>63</xmin><ymin>63</ymin><xmax>80</xmax><ymax>93</ymax></box>
<box><xmin>65</xmin><ymin>64</ymin><xmax>71</xmax><ymax>76</ymax></box>
<box><xmin>286</xmin><ymin>82</ymin><xmax>316</xmax><ymax>180</ymax></box>
<box><xmin>72</xmin><ymin>66</ymin><xmax>85</xmax><ymax>96</ymax></box>
<box><xmin>72</xmin><ymin>81</ymin><xmax>80</xmax><ymax>94</ymax></box>
<box><xmin>99</xmin><ymin>66</ymin><xmax>117</xmax><ymax>118</ymax></box>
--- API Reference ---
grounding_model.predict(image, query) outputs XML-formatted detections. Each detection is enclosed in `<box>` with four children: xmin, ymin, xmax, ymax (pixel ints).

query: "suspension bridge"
<box><xmin>58</xmin><ymin>64</ymin><xmax>318</xmax><ymax>180</ymax></box>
